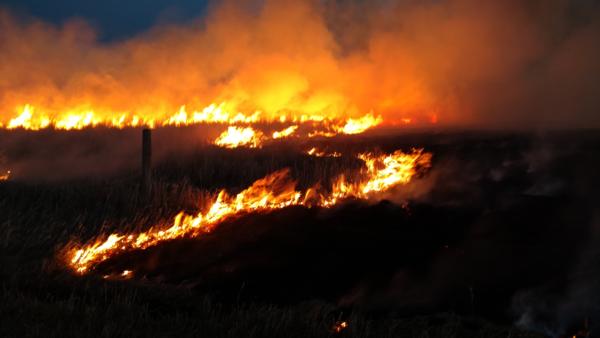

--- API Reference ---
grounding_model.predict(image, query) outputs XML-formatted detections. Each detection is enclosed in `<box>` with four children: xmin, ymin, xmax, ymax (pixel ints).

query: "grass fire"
<box><xmin>67</xmin><ymin>149</ymin><xmax>431</xmax><ymax>273</ymax></box>
<box><xmin>1</xmin><ymin>1</ymin><xmax>600</xmax><ymax>338</ymax></box>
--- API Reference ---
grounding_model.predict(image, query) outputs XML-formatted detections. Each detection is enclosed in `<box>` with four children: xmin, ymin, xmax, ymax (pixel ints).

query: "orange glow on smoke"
<box><xmin>0</xmin><ymin>0</ymin><xmax>457</xmax><ymax>132</ymax></box>
<box><xmin>67</xmin><ymin>149</ymin><xmax>431</xmax><ymax>274</ymax></box>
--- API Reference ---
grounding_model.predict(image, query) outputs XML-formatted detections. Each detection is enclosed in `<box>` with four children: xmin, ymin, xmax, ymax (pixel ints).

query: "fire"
<box><xmin>334</xmin><ymin>113</ymin><xmax>382</xmax><ymax>135</ymax></box>
<box><xmin>214</xmin><ymin>126</ymin><xmax>265</xmax><ymax>148</ymax></box>
<box><xmin>7</xmin><ymin>105</ymin><xmax>48</xmax><ymax>130</ymax></box>
<box><xmin>306</xmin><ymin>147</ymin><xmax>341</xmax><ymax>158</ymax></box>
<box><xmin>320</xmin><ymin>149</ymin><xmax>431</xmax><ymax>207</ymax></box>
<box><xmin>4</xmin><ymin>103</ymin><xmax>385</xmax><ymax>148</ymax></box>
<box><xmin>272</xmin><ymin>125</ymin><xmax>298</xmax><ymax>139</ymax></box>
<box><xmin>359</xmin><ymin>151</ymin><xmax>428</xmax><ymax>194</ymax></box>
<box><xmin>163</xmin><ymin>104</ymin><xmax>261</xmax><ymax>126</ymax></box>
<box><xmin>6</xmin><ymin>104</ymin><xmax>146</xmax><ymax>130</ymax></box>
<box><xmin>308</xmin><ymin>130</ymin><xmax>337</xmax><ymax>138</ymax></box>
<box><xmin>333</xmin><ymin>321</ymin><xmax>348</xmax><ymax>333</ymax></box>
<box><xmin>4</xmin><ymin>101</ymin><xmax>387</xmax><ymax>152</ymax></box>
<box><xmin>3</xmin><ymin>103</ymin><xmax>383</xmax><ymax>132</ymax></box>
<box><xmin>67</xmin><ymin>149</ymin><xmax>431</xmax><ymax>274</ymax></box>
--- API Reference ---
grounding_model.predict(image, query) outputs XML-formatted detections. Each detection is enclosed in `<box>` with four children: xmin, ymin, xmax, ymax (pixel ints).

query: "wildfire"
<box><xmin>2</xmin><ymin>103</ymin><xmax>383</xmax><ymax>132</ymax></box>
<box><xmin>67</xmin><ymin>149</ymin><xmax>431</xmax><ymax>274</ymax></box>
<box><xmin>4</xmin><ymin>103</ymin><xmax>387</xmax><ymax>149</ymax></box>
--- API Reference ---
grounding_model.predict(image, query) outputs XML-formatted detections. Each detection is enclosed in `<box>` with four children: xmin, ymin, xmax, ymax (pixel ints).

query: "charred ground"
<box><xmin>1</xmin><ymin>129</ymin><xmax>599</xmax><ymax>337</ymax></box>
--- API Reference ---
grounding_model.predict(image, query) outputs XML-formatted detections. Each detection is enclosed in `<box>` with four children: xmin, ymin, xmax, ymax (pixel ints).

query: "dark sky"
<box><xmin>0</xmin><ymin>0</ymin><xmax>210</xmax><ymax>41</ymax></box>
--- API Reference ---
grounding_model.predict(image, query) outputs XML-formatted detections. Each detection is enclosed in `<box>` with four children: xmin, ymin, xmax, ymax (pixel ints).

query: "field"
<box><xmin>2</xmin><ymin>128</ymin><xmax>598</xmax><ymax>337</ymax></box>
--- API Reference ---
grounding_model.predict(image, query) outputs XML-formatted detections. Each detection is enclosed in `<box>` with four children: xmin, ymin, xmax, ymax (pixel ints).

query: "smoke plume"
<box><xmin>0</xmin><ymin>0</ymin><xmax>599</xmax><ymax>128</ymax></box>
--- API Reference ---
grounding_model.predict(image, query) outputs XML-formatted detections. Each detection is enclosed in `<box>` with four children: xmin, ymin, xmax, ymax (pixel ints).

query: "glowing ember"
<box><xmin>333</xmin><ymin>321</ymin><xmax>348</xmax><ymax>333</ymax></box>
<box><xmin>306</xmin><ymin>147</ymin><xmax>341</xmax><ymax>158</ymax></box>
<box><xmin>66</xmin><ymin>149</ymin><xmax>432</xmax><ymax>274</ymax></box>
<box><xmin>214</xmin><ymin>126</ymin><xmax>265</xmax><ymax>148</ymax></box>
<box><xmin>0</xmin><ymin>170</ymin><xmax>10</xmax><ymax>181</ymax></box>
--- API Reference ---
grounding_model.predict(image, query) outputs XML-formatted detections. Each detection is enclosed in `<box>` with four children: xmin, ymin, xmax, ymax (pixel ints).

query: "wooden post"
<box><xmin>142</xmin><ymin>128</ymin><xmax>152</xmax><ymax>194</ymax></box>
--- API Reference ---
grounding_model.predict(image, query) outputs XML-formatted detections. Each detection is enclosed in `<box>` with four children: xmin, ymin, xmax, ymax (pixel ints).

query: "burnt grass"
<box><xmin>1</xmin><ymin>128</ymin><xmax>599</xmax><ymax>337</ymax></box>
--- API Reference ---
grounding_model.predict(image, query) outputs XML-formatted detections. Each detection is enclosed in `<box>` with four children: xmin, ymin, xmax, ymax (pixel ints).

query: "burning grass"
<box><xmin>2</xmin><ymin>130</ymin><xmax>595</xmax><ymax>337</ymax></box>
<box><xmin>67</xmin><ymin>149</ymin><xmax>432</xmax><ymax>274</ymax></box>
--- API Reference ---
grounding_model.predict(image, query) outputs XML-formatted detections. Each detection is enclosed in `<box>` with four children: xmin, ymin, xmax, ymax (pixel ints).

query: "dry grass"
<box><xmin>0</xmin><ymin>135</ymin><xmax>548</xmax><ymax>338</ymax></box>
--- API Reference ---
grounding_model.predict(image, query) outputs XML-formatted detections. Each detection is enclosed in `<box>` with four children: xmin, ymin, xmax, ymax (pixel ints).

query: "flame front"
<box><xmin>3</xmin><ymin>103</ymin><xmax>382</xmax><ymax>133</ymax></box>
<box><xmin>214</xmin><ymin>126</ymin><xmax>265</xmax><ymax>148</ymax></box>
<box><xmin>4</xmin><ymin>103</ymin><xmax>386</xmax><ymax>149</ymax></box>
<box><xmin>67</xmin><ymin>149</ymin><xmax>431</xmax><ymax>274</ymax></box>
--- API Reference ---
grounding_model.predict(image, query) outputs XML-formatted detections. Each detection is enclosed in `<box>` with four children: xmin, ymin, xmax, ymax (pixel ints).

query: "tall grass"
<box><xmin>0</xmin><ymin>136</ymin><xmax>547</xmax><ymax>338</ymax></box>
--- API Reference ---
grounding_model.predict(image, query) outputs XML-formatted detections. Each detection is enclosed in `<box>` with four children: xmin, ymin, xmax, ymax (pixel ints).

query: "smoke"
<box><xmin>0</xmin><ymin>0</ymin><xmax>599</xmax><ymax>128</ymax></box>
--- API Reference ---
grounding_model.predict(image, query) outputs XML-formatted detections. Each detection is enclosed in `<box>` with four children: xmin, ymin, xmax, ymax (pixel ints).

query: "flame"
<box><xmin>3</xmin><ymin>103</ymin><xmax>382</xmax><ymax>132</ymax></box>
<box><xmin>163</xmin><ymin>104</ymin><xmax>262</xmax><ymax>126</ymax></box>
<box><xmin>308</xmin><ymin>130</ymin><xmax>338</xmax><ymax>138</ymax></box>
<box><xmin>272</xmin><ymin>125</ymin><xmax>298</xmax><ymax>139</ymax></box>
<box><xmin>333</xmin><ymin>321</ymin><xmax>348</xmax><ymax>333</ymax></box>
<box><xmin>67</xmin><ymin>149</ymin><xmax>431</xmax><ymax>274</ymax></box>
<box><xmin>4</xmin><ymin>101</ymin><xmax>387</xmax><ymax>151</ymax></box>
<box><xmin>334</xmin><ymin>113</ymin><xmax>383</xmax><ymax>135</ymax></box>
<box><xmin>4</xmin><ymin>103</ymin><xmax>385</xmax><ymax>148</ymax></box>
<box><xmin>7</xmin><ymin>105</ymin><xmax>49</xmax><ymax>130</ymax></box>
<box><xmin>214</xmin><ymin>126</ymin><xmax>265</xmax><ymax>148</ymax></box>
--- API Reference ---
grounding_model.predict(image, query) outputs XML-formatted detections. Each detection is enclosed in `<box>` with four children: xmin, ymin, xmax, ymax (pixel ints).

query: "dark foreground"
<box><xmin>1</xmin><ymin>128</ymin><xmax>598</xmax><ymax>337</ymax></box>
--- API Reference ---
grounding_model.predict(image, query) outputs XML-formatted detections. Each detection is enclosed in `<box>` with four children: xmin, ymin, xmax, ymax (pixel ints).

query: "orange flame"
<box><xmin>272</xmin><ymin>125</ymin><xmax>298</xmax><ymax>139</ymax></box>
<box><xmin>3</xmin><ymin>103</ymin><xmax>382</xmax><ymax>133</ymax></box>
<box><xmin>334</xmin><ymin>113</ymin><xmax>383</xmax><ymax>135</ymax></box>
<box><xmin>4</xmin><ymin>103</ymin><xmax>384</xmax><ymax>149</ymax></box>
<box><xmin>67</xmin><ymin>149</ymin><xmax>431</xmax><ymax>274</ymax></box>
<box><xmin>214</xmin><ymin>126</ymin><xmax>265</xmax><ymax>148</ymax></box>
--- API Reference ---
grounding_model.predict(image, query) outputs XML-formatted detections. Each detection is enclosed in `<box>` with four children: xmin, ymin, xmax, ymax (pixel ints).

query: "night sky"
<box><xmin>0</xmin><ymin>0</ymin><xmax>210</xmax><ymax>40</ymax></box>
